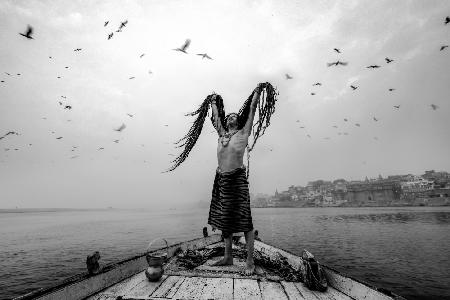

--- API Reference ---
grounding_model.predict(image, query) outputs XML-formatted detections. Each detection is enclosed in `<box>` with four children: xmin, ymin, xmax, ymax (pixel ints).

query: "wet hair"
<box><xmin>165</xmin><ymin>82</ymin><xmax>279</xmax><ymax>173</ymax></box>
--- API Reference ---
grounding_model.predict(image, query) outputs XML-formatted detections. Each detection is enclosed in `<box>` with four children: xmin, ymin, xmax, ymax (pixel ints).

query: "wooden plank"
<box><xmin>125</xmin><ymin>275</ymin><xmax>167</xmax><ymax>298</ymax></box>
<box><xmin>294</xmin><ymin>282</ymin><xmax>320</xmax><ymax>300</ymax></box>
<box><xmin>322</xmin><ymin>287</ymin><xmax>354</xmax><ymax>300</ymax></box>
<box><xmin>151</xmin><ymin>275</ymin><xmax>185</xmax><ymax>298</ymax></box>
<box><xmin>200</xmin><ymin>277</ymin><xmax>233</xmax><ymax>299</ymax></box>
<box><xmin>323</xmin><ymin>267</ymin><xmax>400</xmax><ymax>300</ymax></box>
<box><xmin>259</xmin><ymin>281</ymin><xmax>289</xmax><ymax>300</ymax></box>
<box><xmin>171</xmin><ymin>276</ymin><xmax>208</xmax><ymax>299</ymax></box>
<box><xmin>84</xmin><ymin>294</ymin><xmax>117</xmax><ymax>300</ymax></box>
<box><xmin>98</xmin><ymin>271</ymin><xmax>147</xmax><ymax>296</ymax></box>
<box><xmin>165</xmin><ymin>269</ymin><xmax>279</xmax><ymax>280</ymax></box>
<box><xmin>233</xmin><ymin>279</ymin><xmax>262</xmax><ymax>300</ymax></box>
<box><xmin>280</xmin><ymin>281</ymin><xmax>306</xmax><ymax>300</ymax></box>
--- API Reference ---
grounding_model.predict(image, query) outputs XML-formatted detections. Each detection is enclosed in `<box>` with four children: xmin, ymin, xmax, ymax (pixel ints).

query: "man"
<box><xmin>207</xmin><ymin>84</ymin><xmax>264</xmax><ymax>275</ymax></box>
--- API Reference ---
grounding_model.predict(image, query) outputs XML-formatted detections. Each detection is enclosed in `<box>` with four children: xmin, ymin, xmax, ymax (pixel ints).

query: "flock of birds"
<box><xmin>1</xmin><ymin>20</ymin><xmax>218</xmax><ymax>160</ymax></box>
<box><xmin>1</xmin><ymin>15</ymin><xmax>449</xmax><ymax>160</ymax></box>
<box><xmin>281</xmin><ymin>16</ymin><xmax>448</xmax><ymax>141</ymax></box>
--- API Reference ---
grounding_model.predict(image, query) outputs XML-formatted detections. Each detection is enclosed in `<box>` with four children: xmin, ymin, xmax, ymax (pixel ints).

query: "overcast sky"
<box><xmin>1</xmin><ymin>0</ymin><xmax>449</xmax><ymax>209</ymax></box>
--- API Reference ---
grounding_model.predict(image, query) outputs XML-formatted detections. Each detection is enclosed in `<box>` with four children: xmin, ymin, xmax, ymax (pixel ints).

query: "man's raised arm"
<box><xmin>211</xmin><ymin>94</ymin><xmax>225</xmax><ymax>136</ymax></box>
<box><xmin>242</xmin><ymin>84</ymin><xmax>264</xmax><ymax>136</ymax></box>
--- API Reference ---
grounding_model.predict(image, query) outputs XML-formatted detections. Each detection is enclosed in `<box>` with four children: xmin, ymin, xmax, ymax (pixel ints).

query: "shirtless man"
<box><xmin>207</xmin><ymin>84</ymin><xmax>264</xmax><ymax>275</ymax></box>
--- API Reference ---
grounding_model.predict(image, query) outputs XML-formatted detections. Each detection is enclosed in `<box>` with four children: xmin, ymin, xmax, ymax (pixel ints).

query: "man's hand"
<box><xmin>254</xmin><ymin>83</ymin><xmax>266</xmax><ymax>94</ymax></box>
<box><xmin>210</xmin><ymin>93</ymin><xmax>217</xmax><ymax>105</ymax></box>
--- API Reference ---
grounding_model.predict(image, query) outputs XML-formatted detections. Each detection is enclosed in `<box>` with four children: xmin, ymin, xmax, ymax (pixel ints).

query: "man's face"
<box><xmin>226</xmin><ymin>114</ymin><xmax>238</xmax><ymax>129</ymax></box>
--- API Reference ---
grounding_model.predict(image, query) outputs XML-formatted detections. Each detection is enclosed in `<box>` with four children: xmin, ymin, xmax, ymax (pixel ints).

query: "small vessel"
<box><xmin>14</xmin><ymin>230</ymin><xmax>406</xmax><ymax>300</ymax></box>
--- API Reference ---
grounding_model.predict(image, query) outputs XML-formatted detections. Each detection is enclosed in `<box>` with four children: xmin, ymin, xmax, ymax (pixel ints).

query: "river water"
<box><xmin>1</xmin><ymin>207</ymin><xmax>449</xmax><ymax>300</ymax></box>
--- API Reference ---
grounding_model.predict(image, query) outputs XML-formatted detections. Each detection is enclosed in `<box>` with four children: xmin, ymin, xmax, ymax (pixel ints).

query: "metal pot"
<box><xmin>145</xmin><ymin>238</ymin><xmax>169</xmax><ymax>282</ymax></box>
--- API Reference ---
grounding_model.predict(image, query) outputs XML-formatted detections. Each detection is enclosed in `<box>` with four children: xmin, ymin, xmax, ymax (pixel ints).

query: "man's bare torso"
<box><xmin>217</xmin><ymin>130</ymin><xmax>249</xmax><ymax>172</ymax></box>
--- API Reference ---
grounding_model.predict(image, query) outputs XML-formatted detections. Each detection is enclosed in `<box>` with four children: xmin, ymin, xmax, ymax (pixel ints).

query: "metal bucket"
<box><xmin>145</xmin><ymin>238</ymin><xmax>169</xmax><ymax>281</ymax></box>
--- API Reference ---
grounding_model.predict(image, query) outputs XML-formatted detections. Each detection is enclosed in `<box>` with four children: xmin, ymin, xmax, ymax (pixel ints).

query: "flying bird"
<box><xmin>127</xmin><ymin>113</ymin><xmax>133</xmax><ymax>117</ymax></box>
<box><xmin>385</xmin><ymin>57</ymin><xmax>394</xmax><ymax>63</ymax></box>
<box><xmin>74</xmin><ymin>48</ymin><xmax>82</xmax><ymax>51</ymax></box>
<box><xmin>19</xmin><ymin>25</ymin><xmax>34</xmax><ymax>39</ymax></box>
<box><xmin>394</xmin><ymin>105</ymin><xmax>400</xmax><ymax>109</ymax></box>
<box><xmin>307</xmin><ymin>134</ymin><xmax>311</xmax><ymax>138</ymax></box>
<box><xmin>355</xmin><ymin>123</ymin><xmax>360</xmax><ymax>127</ymax></box>
<box><xmin>430</xmin><ymin>104</ymin><xmax>439</xmax><ymax>110</ymax></box>
<box><xmin>312</xmin><ymin>82</ymin><xmax>321</xmax><ymax>86</ymax></box>
<box><xmin>344</xmin><ymin>118</ymin><xmax>348</xmax><ymax>122</ymax></box>
<box><xmin>445</xmin><ymin>16</ymin><xmax>449</xmax><ymax>25</ymax></box>
<box><xmin>65</xmin><ymin>66</ymin><xmax>69</xmax><ymax>69</ymax></box>
<box><xmin>108</xmin><ymin>33</ymin><xmax>113</xmax><ymax>40</ymax></box>
<box><xmin>116</xmin><ymin>29</ymin><xmax>122</xmax><ymax>33</ymax></box>
<box><xmin>1</xmin><ymin>80</ymin><xmax>4</xmax><ymax>83</ymax></box>
<box><xmin>350</xmin><ymin>85</ymin><xmax>358</xmax><ymax>90</ymax></box>
<box><xmin>129</xmin><ymin>76</ymin><xmax>135</xmax><ymax>79</ymax></box>
<box><xmin>373</xmin><ymin>117</ymin><xmax>378</xmax><ymax>121</ymax></box>
<box><xmin>98</xmin><ymin>147</ymin><xmax>104</xmax><ymax>150</ymax></box>
<box><xmin>113</xmin><ymin>139</ymin><xmax>119</xmax><ymax>143</ymax></box>
<box><xmin>58</xmin><ymin>101</ymin><xmax>63</xmax><ymax>105</ymax></box>
<box><xmin>299</xmin><ymin>126</ymin><xmax>305</xmax><ymax>129</ymax></box>
<box><xmin>333</xmin><ymin>48</ymin><xmax>341</xmax><ymax>53</ymax></box>
<box><xmin>196</xmin><ymin>53</ymin><xmax>213</xmax><ymax>60</ymax></box>
<box><xmin>148</xmin><ymin>70</ymin><xmax>153</xmax><ymax>74</ymax></box>
<box><xmin>64</xmin><ymin>105</ymin><xmax>72</xmax><ymax>110</ymax></box>
<box><xmin>285</xmin><ymin>73</ymin><xmax>293</xmax><ymax>79</ymax></box>
<box><xmin>367</xmin><ymin>65</ymin><xmax>380</xmax><ymax>69</ymax></box>
<box><xmin>119</xmin><ymin>20</ymin><xmax>128</xmax><ymax>29</ymax></box>
<box><xmin>388</xmin><ymin>88</ymin><xmax>395</xmax><ymax>92</ymax></box>
<box><xmin>332</xmin><ymin>125</ymin><xmax>338</xmax><ymax>128</ymax></box>
<box><xmin>327</xmin><ymin>61</ymin><xmax>348</xmax><ymax>67</ymax></box>
<box><xmin>104</xmin><ymin>21</ymin><xmax>109</xmax><ymax>27</ymax></box>
<box><xmin>173</xmin><ymin>39</ymin><xmax>191</xmax><ymax>53</ymax></box>
<box><xmin>140</xmin><ymin>53</ymin><xmax>145</xmax><ymax>58</ymax></box>
<box><xmin>311</xmin><ymin>92</ymin><xmax>315</xmax><ymax>96</ymax></box>
<box><xmin>5</xmin><ymin>131</ymin><xmax>19</xmax><ymax>136</ymax></box>
<box><xmin>114</xmin><ymin>123</ymin><xmax>126</xmax><ymax>132</ymax></box>
<box><xmin>61</xmin><ymin>96</ymin><xmax>66</xmax><ymax>99</ymax></box>
<box><xmin>56</xmin><ymin>136</ymin><xmax>63</xmax><ymax>139</ymax></box>
<box><xmin>440</xmin><ymin>45</ymin><xmax>448</xmax><ymax>51</ymax></box>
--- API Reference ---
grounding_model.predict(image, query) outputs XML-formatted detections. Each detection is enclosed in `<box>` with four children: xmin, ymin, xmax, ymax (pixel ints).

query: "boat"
<box><xmin>14</xmin><ymin>229</ymin><xmax>406</xmax><ymax>300</ymax></box>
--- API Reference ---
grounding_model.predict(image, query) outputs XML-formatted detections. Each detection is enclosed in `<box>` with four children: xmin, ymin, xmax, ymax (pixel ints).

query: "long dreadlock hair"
<box><xmin>165</xmin><ymin>82</ymin><xmax>279</xmax><ymax>173</ymax></box>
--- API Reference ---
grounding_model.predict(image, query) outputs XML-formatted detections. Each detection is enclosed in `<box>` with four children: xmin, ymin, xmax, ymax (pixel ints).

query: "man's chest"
<box><xmin>218</xmin><ymin>133</ymin><xmax>249</xmax><ymax>152</ymax></box>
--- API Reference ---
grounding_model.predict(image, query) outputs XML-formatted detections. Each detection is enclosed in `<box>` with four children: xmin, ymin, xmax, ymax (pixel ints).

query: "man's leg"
<box><xmin>244</xmin><ymin>229</ymin><xmax>255</xmax><ymax>275</ymax></box>
<box><xmin>212</xmin><ymin>231</ymin><xmax>233</xmax><ymax>266</ymax></box>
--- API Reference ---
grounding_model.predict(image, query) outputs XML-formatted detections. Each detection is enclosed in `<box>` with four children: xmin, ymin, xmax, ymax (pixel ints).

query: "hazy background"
<box><xmin>1</xmin><ymin>0</ymin><xmax>449</xmax><ymax>209</ymax></box>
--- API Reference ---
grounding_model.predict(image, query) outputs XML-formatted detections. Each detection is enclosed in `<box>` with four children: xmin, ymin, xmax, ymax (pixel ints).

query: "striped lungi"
<box><xmin>207</xmin><ymin>165</ymin><xmax>254</xmax><ymax>233</ymax></box>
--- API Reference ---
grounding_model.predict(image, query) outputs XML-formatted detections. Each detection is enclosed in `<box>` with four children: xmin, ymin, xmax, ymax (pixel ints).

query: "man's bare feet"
<box><xmin>244</xmin><ymin>261</ymin><xmax>255</xmax><ymax>275</ymax></box>
<box><xmin>211</xmin><ymin>256</ymin><xmax>233</xmax><ymax>266</ymax></box>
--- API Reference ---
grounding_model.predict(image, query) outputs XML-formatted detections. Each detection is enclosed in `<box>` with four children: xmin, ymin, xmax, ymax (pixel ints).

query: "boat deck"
<box><xmin>86</xmin><ymin>241</ymin><xmax>353</xmax><ymax>300</ymax></box>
